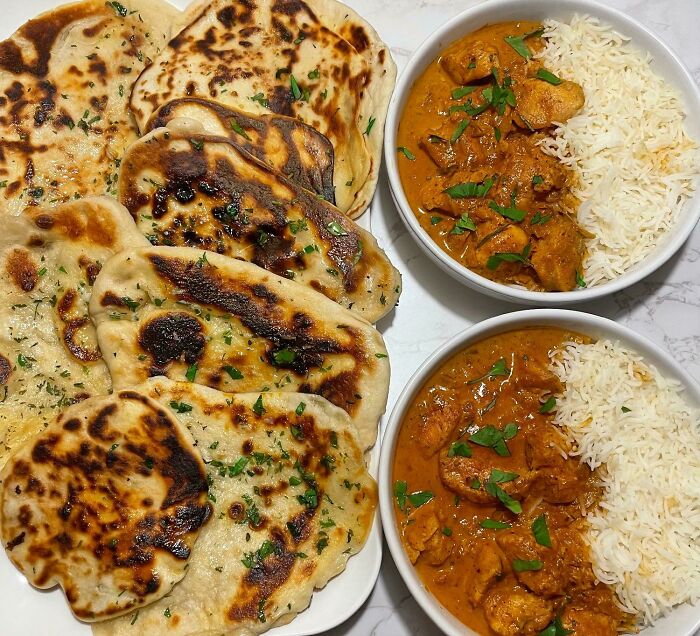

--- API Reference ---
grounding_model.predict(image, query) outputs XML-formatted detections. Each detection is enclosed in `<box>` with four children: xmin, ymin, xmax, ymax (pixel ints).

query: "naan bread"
<box><xmin>93</xmin><ymin>378</ymin><xmax>376</xmax><ymax>635</ymax></box>
<box><xmin>118</xmin><ymin>121</ymin><xmax>401</xmax><ymax>323</ymax></box>
<box><xmin>130</xmin><ymin>0</ymin><xmax>396</xmax><ymax>219</ymax></box>
<box><xmin>0</xmin><ymin>0</ymin><xmax>183</xmax><ymax>216</ymax></box>
<box><xmin>0</xmin><ymin>389</ymin><xmax>210</xmax><ymax>622</ymax></box>
<box><xmin>148</xmin><ymin>98</ymin><xmax>336</xmax><ymax>202</ymax></box>
<box><xmin>0</xmin><ymin>197</ymin><xmax>150</xmax><ymax>469</ymax></box>
<box><xmin>88</xmin><ymin>246</ymin><xmax>389</xmax><ymax>448</ymax></box>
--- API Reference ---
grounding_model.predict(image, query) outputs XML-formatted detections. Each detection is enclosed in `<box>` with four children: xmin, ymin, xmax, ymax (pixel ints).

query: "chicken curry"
<box><xmin>396</xmin><ymin>22</ymin><xmax>588</xmax><ymax>291</ymax></box>
<box><xmin>392</xmin><ymin>328</ymin><xmax>632</xmax><ymax>635</ymax></box>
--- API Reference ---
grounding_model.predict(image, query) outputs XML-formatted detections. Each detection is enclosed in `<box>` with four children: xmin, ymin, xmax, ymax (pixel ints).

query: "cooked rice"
<box><xmin>538</xmin><ymin>16</ymin><xmax>699</xmax><ymax>286</ymax></box>
<box><xmin>550</xmin><ymin>339</ymin><xmax>700</xmax><ymax>624</ymax></box>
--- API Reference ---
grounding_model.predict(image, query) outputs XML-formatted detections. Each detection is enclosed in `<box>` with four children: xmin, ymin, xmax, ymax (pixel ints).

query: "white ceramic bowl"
<box><xmin>384</xmin><ymin>0</ymin><xmax>700</xmax><ymax>306</ymax></box>
<box><xmin>378</xmin><ymin>308</ymin><xmax>700</xmax><ymax>636</ymax></box>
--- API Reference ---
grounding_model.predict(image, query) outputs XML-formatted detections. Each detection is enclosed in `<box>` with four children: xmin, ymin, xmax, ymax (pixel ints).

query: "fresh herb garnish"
<box><xmin>224</xmin><ymin>366</ymin><xmax>243</xmax><ymax>380</ymax></box>
<box><xmin>190</xmin><ymin>138</ymin><xmax>204</xmax><ymax>151</ymax></box>
<box><xmin>451</xmin><ymin>85</ymin><xmax>479</xmax><ymax>99</ymax></box>
<box><xmin>504</xmin><ymin>27</ymin><xmax>545</xmax><ymax>59</ymax></box>
<box><xmin>531</xmin><ymin>211</ymin><xmax>552</xmax><ymax>225</ymax></box>
<box><xmin>480</xmin><ymin>518</ymin><xmax>512</xmax><ymax>530</ymax></box>
<box><xmin>408</xmin><ymin>491</ymin><xmax>434</xmax><ymax>508</ymax></box>
<box><xmin>169</xmin><ymin>401</ymin><xmax>193</xmax><ymax>414</ymax></box>
<box><xmin>185</xmin><ymin>363</ymin><xmax>197</xmax><ymax>382</ymax></box>
<box><xmin>539</xmin><ymin>396</ymin><xmax>557</xmax><ymax>414</ymax></box>
<box><xmin>430</xmin><ymin>216</ymin><xmax>443</xmax><ymax>225</ymax></box>
<box><xmin>290</xmin><ymin>75</ymin><xmax>302</xmax><ymax>100</ymax></box>
<box><xmin>488</xmin><ymin>191</ymin><xmax>527</xmax><ymax>221</ymax></box>
<box><xmin>450</xmin><ymin>119</ymin><xmax>470</xmax><ymax>143</ymax></box>
<box><xmin>273</xmin><ymin>349</ymin><xmax>296</xmax><ymax>365</ymax></box>
<box><xmin>539</xmin><ymin>616</ymin><xmax>573</xmax><ymax>636</ymax></box>
<box><xmin>444</xmin><ymin>177</ymin><xmax>495</xmax><ymax>199</ymax></box>
<box><xmin>575</xmin><ymin>271</ymin><xmax>587</xmax><ymax>288</ymax></box>
<box><xmin>532</xmin><ymin>513</ymin><xmax>552</xmax><ymax>547</ymax></box>
<box><xmin>621</xmin><ymin>406</ymin><xmax>631</xmax><ymax>413</ymax></box>
<box><xmin>295</xmin><ymin>401</ymin><xmax>306</xmax><ymax>416</ymax></box>
<box><xmin>532</xmin><ymin>175</ymin><xmax>544</xmax><ymax>186</ymax></box>
<box><xmin>490</xmin><ymin>469</ymin><xmax>519</xmax><ymax>483</ymax></box>
<box><xmin>397</xmin><ymin>146</ymin><xmax>416</xmax><ymax>161</ymax></box>
<box><xmin>470</xmin><ymin>424</ymin><xmax>519</xmax><ymax>457</ymax></box>
<box><xmin>364</xmin><ymin>116</ymin><xmax>376</xmax><ymax>135</ymax></box>
<box><xmin>394</xmin><ymin>480</ymin><xmax>408</xmax><ymax>512</ymax></box>
<box><xmin>513</xmin><ymin>558</ymin><xmax>543</xmax><ymax>572</ymax></box>
<box><xmin>468</xmin><ymin>357</ymin><xmax>509</xmax><ymax>384</ymax></box>
<box><xmin>326</xmin><ymin>220</ymin><xmax>347</xmax><ymax>236</ymax></box>
<box><xmin>484</xmin><ymin>479</ymin><xmax>522</xmax><ymax>514</ymax></box>
<box><xmin>450</xmin><ymin>213</ymin><xmax>477</xmax><ymax>235</ymax></box>
<box><xmin>487</xmin><ymin>244</ymin><xmax>532</xmax><ymax>271</ymax></box>
<box><xmin>536</xmin><ymin>68</ymin><xmax>562</xmax><ymax>85</ymax></box>
<box><xmin>230</xmin><ymin>119</ymin><xmax>251</xmax><ymax>140</ymax></box>
<box><xmin>448</xmin><ymin>441</ymin><xmax>472</xmax><ymax>457</ymax></box>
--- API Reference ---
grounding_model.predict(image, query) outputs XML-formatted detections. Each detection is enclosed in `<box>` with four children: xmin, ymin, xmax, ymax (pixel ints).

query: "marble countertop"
<box><xmin>327</xmin><ymin>0</ymin><xmax>700</xmax><ymax>634</ymax></box>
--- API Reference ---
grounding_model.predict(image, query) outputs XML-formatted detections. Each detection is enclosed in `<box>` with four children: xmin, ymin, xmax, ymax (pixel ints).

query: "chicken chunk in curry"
<box><xmin>393</xmin><ymin>328</ymin><xmax>633</xmax><ymax>635</ymax></box>
<box><xmin>397</xmin><ymin>22</ymin><xmax>589</xmax><ymax>291</ymax></box>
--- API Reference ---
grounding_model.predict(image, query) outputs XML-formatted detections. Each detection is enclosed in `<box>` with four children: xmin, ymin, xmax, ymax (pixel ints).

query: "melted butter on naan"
<box><xmin>0</xmin><ymin>197</ymin><xmax>150</xmax><ymax>469</ymax></box>
<box><xmin>131</xmin><ymin>0</ymin><xmax>396</xmax><ymax>219</ymax></box>
<box><xmin>0</xmin><ymin>389</ymin><xmax>210</xmax><ymax>621</ymax></box>
<box><xmin>93</xmin><ymin>379</ymin><xmax>375</xmax><ymax>635</ymax></box>
<box><xmin>118</xmin><ymin>122</ymin><xmax>401</xmax><ymax>323</ymax></box>
<box><xmin>88</xmin><ymin>246</ymin><xmax>389</xmax><ymax>449</ymax></box>
<box><xmin>0</xmin><ymin>0</ymin><xmax>183</xmax><ymax>216</ymax></box>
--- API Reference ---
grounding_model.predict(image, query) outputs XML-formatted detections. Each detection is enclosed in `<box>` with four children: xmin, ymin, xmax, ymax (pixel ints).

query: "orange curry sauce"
<box><xmin>392</xmin><ymin>328</ymin><xmax>630</xmax><ymax>636</ymax></box>
<box><xmin>397</xmin><ymin>22</ymin><xmax>588</xmax><ymax>291</ymax></box>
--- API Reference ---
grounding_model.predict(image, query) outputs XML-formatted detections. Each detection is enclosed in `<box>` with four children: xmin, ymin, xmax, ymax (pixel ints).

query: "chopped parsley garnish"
<box><xmin>448</xmin><ymin>441</ymin><xmax>472</xmax><ymax>457</ymax></box>
<box><xmin>490</xmin><ymin>469</ymin><xmax>519</xmax><ymax>483</ymax></box>
<box><xmin>229</xmin><ymin>457</ymin><xmax>249</xmax><ymax>477</ymax></box>
<box><xmin>536</xmin><ymin>68</ymin><xmax>562</xmax><ymax>85</ymax></box>
<box><xmin>488</xmin><ymin>191</ymin><xmax>527</xmax><ymax>221</ymax></box>
<box><xmin>164</xmin><ymin>608</ymin><xmax>171</xmax><ymax>619</ymax></box>
<box><xmin>290</xmin><ymin>75</ymin><xmax>302</xmax><ymax>100</ymax></box>
<box><xmin>250</xmin><ymin>92</ymin><xmax>269</xmax><ymax>108</ymax></box>
<box><xmin>394</xmin><ymin>480</ymin><xmax>408</xmax><ymax>512</ymax></box>
<box><xmin>273</xmin><ymin>349</ymin><xmax>296</xmax><ymax>365</ymax></box>
<box><xmin>397</xmin><ymin>146</ymin><xmax>416</xmax><ymax>160</ymax></box>
<box><xmin>487</xmin><ymin>244</ymin><xmax>532</xmax><ymax>271</ymax></box>
<box><xmin>450</xmin><ymin>119</ymin><xmax>470</xmax><ymax>143</ymax></box>
<box><xmin>295</xmin><ymin>401</ymin><xmax>306</xmax><ymax>416</ymax></box>
<box><xmin>308</xmin><ymin>68</ymin><xmax>320</xmax><ymax>79</ymax></box>
<box><xmin>169</xmin><ymin>401</ymin><xmax>192</xmax><ymax>414</ymax></box>
<box><xmin>288</xmin><ymin>218</ymin><xmax>308</xmax><ymax>234</ymax></box>
<box><xmin>230</xmin><ymin>119</ymin><xmax>251</xmax><ymax>140</ymax></box>
<box><xmin>539</xmin><ymin>616</ymin><xmax>573</xmax><ymax>636</ymax></box>
<box><xmin>468</xmin><ymin>357</ymin><xmax>509</xmax><ymax>384</ymax></box>
<box><xmin>326</xmin><ymin>220</ymin><xmax>347</xmax><ymax>236</ymax></box>
<box><xmin>531</xmin><ymin>211</ymin><xmax>552</xmax><ymax>225</ymax></box>
<box><xmin>121</xmin><ymin>296</ymin><xmax>139</xmax><ymax>312</ymax></box>
<box><xmin>513</xmin><ymin>558</ymin><xmax>543</xmax><ymax>572</ymax></box>
<box><xmin>185</xmin><ymin>363</ymin><xmax>197</xmax><ymax>382</ymax></box>
<box><xmin>224</xmin><ymin>366</ymin><xmax>243</xmax><ymax>380</ymax></box>
<box><xmin>451</xmin><ymin>85</ymin><xmax>479</xmax><ymax>99</ymax></box>
<box><xmin>504</xmin><ymin>27</ymin><xmax>544</xmax><ymax>59</ymax></box>
<box><xmin>297</xmin><ymin>488</ymin><xmax>318</xmax><ymax>508</ymax></box>
<box><xmin>442</xmin><ymin>527</ymin><xmax>453</xmax><ymax>536</ymax></box>
<box><xmin>190</xmin><ymin>138</ymin><xmax>204</xmax><ymax>151</ymax></box>
<box><xmin>480</xmin><ymin>518</ymin><xmax>511</xmax><ymax>530</ymax></box>
<box><xmin>470</xmin><ymin>423</ymin><xmax>519</xmax><ymax>457</ymax></box>
<box><xmin>107</xmin><ymin>1</ymin><xmax>128</xmax><ymax>17</ymax></box>
<box><xmin>621</xmin><ymin>406</ymin><xmax>632</xmax><ymax>413</ymax></box>
<box><xmin>485</xmin><ymin>479</ymin><xmax>522</xmax><ymax>514</ymax></box>
<box><xmin>532</xmin><ymin>513</ymin><xmax>552</xmax><ymax>547</ymax></box>
<box><xmin>364</xmin><ymin>116</ymin><xmax>376</xmax><ymax>135</ymax></box>
<box><xmin>532</xmin><ymin>175</ymin><xmax>544</xmax><ymax>185</ymax></box>
<box><xmin>450</xmin><ymin>213</ymin><xmax>477</xmax><ymax>235</ymax></box>
<box><xmin>539</xmin><ymin>396</ymin><xmax>557</xmax><ymax>414</ymax></box>
<box><xmin>408</xmin><ymin>491</ymin><xmax>434</xmax><ymax>508</ymax></box>
<box><xmin>252</xmin><ymin>395</ymin><xmax>265</xmax><ymax>416</ymax></box>
<box><xmin>575</xmin><ymin>271</ymin><xmax>587</xmax><ymax>288</ymax></box>
<box><xmin>444</xmin><ymin>177</ymin><xmax>495</xmax><ymax>199</ymax></box>
<box><xmin>430</xmin><ymin>216</ymin><xmax>444</xmax><ymax>225</ymax></box>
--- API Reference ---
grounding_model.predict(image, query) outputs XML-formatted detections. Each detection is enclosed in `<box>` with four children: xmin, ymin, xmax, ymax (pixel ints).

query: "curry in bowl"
<box><xmin>395</xmin><ymin>19</ymin><xmax>698</xmax><ymax>292</ymax></box>
<box><xmin>392</xmin><ymin>327</ymin><xmax>700</xmax><ymax>635</ymax></box>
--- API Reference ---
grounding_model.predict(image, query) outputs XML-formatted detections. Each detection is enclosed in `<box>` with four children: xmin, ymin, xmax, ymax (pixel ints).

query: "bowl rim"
<box><xmin>378</xmin><ymin>308</ymin><xmax>700</xmax><ymax>636</ymax></box>
<box><xmin>383</xmin><ymin>0</ymin><xmax>700</xmax><ymax>306</ymax></box>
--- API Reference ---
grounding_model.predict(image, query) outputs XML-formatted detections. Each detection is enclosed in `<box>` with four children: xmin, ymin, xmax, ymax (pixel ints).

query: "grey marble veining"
<box><xmin>327</xmin><ymin>0</ymin><xmax>700</xmax><ymax>634</ymax></box>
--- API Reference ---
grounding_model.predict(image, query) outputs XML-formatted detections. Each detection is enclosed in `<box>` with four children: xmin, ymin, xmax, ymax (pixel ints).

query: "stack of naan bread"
<box><xmin>0</xmin><ymin>1</ymin><xmax>398</xmax><ymax>633</ymax></box>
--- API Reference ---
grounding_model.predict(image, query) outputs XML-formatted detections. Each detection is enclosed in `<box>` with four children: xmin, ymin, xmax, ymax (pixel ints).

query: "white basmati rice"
<box><xmin>538</xmin><ymin>16</ymin><xmax>699</xmax><ymax>286</ymax></box>
<box><xmin>550</xmin><ymin>339</ymin><xmax>700</xmax><ymax>624</ymax></box>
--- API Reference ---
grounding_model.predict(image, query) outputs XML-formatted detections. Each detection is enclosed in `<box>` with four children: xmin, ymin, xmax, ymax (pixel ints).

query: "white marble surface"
<box><xmin>326</xmin><ymin>0</ymin><xmax>700</xmax><ymax>634</ymax></box>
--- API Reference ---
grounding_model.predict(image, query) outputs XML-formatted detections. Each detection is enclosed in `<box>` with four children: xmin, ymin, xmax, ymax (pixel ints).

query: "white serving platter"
<box><xmin>0</xmin><ymin>1</ymin><xmax>383</xmax><ymax>634</ymax></box>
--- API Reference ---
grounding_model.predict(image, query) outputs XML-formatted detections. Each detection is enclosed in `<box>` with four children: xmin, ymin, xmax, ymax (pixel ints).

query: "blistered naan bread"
<box><xmin>147</xmin><ymin>98</ymin><xmax>336</xmax><ymax>202</ymax></box>
<box><xmin>0</xmin><ymin>389</ymin><xmax>210</xmax><ymax>621</ymax></box>
<box><xmin>118</xmin><ymin>121</ymin><xmax>400</xmax><ymax>323</ymax></box>
<box><xmin>0</xmin><ymin>0</ymin><xmax>183</xmax><ymax>215</ymax></box>
<box><xmin>89</xmin><ymin>246</ymin><xmax>389</xmax><ymax>448</ymax></box>
<box><xmin>93</xmin><ymin>378</ymin><xmax>376</xmax><ymax>635</ymax></box>
<box><xmin>0</xmin><ymin>197</ymin><xmax>150</xmax><ymax>469</ymax></box>
<box><xmin>130</xmin><ymin>0</ymin><xmax>396</xmax><ymax>219</ymax></box>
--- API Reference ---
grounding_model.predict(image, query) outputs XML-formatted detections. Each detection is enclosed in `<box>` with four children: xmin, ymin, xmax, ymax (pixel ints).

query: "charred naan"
<box><xmin>93</xmin><ymin>378</ymin><xmax>375</xmax><ymax>636</ymax></box>
<box><xmin>118</xmin><ymin>122</ymin><xmax>400</xmax><ymax>323</ymax></box>
<box><xmin>148</xmin><ymin>98</ymin><xmax>336</xmax><ymax>202</ymax></box>
<box><xmin>131</xmin><ymin>0</ymin><xmax>396</xmax><ymax>219</ymax></box>
<box><xmin>89</xmin><ymin>247</ymin><xmax>389</xmax><ymax>448</ymax></box>
<box><xmin>0</xmin><ymin>389</ymin><xmax>210</xmax><ymax>621</ymax></box>
<box><xmin>0</xmin><ymin>0</ymin><xmax>183</xmax><ymax>216</ymax></box>
<box><xmin>0</xmin><ymin>197</ymin><xmax>150</xmax><ymax>469</ymax></box>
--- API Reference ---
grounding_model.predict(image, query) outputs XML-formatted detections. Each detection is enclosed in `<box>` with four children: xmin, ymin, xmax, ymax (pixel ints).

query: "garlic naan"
<box><xmin>119</xmin><ymin>122</ymin><xmax>400</xmax><ymax>323</ymax></box>
<box><xmin>131</xmin><ymin>0</ymin><xmax>396</xmax><ymax>219</ymax></box>
<box><xmin>93</xmin><ymin>378</ymin><xmax>375</xmax><ymax>636</ymax></box>
<box><xmin>0</xmin><ymin>389</ymin><xmax>210</xmax><ymax>621</ymax></box>
<box><xmin>0</xmin><ymin>0</ymin><xmax>183</xmax><ymax>216</ymax></box>
<box><xmin>89</xmin><ymin>246</ymin><xmax>389</xmax><ymax>449</ymax></box>
<box><xmin>0</xmin><ymin>197</ymin><xmax>150</xmax><ymax>469</ymax></box>
<box><xmin>148</xmin><ymin>98</ymin><xmax>336</xmax><ymax>202</ymax></box>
